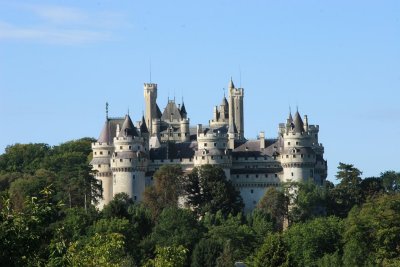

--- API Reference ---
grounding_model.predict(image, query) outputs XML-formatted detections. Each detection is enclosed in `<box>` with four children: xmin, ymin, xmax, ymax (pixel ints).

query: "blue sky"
<box><xmin>0</xmin><ymin>0</ymin><xmax>399</xmax><ymax>181</ymax></box>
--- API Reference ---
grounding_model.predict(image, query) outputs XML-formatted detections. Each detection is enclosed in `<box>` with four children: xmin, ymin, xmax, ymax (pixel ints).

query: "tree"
<box><xmin>287</xmin><ymin>181</ymin><xmax>326</xmax><ymax>223</ymax></box>
<box><xmin>0</xmin><ymin>186</ymin><xmax>63</xmax><ymax>266</ymax></box>
<box><xmin>283</xmin><ymin>216</ymin><xmax>344</xmax><ymax>267</ymax></box>
<box><xmin>145</xmin><ymin>245</ymin><xmax>188</xmax><ymax>267</ymax></box>
<box><xmin>343</xmin><ymin>194</ymin><xmax>400</xmax><ymax>266</ymax></box>
<box><xmin>257</xmin><ymin>187</ymin><xmax>288</xmax><ymax>231</ymax></box>
<box><xmin>143</xmin><ymin>165</ymin><xmax>183</xmax><ymax>218</ymax></box>
<box><xmin>330</xmin><ymin>163</ymin><xmax>363</xmax><ymax>218</ymax></box>
<box><xmin>150</xmin><ymin>207</ymin><xmax>203</xmax><ymax>251</ymax></box>
<box><xmin>253</xmin><ymin>233</ymin><xmax>288</xmax><ymax>267</ymax></box>
<box><xmin>102</xmin><ymin>192</ymin><xmax>134</xmax><ymax>219</ymax></box>
<box><xmin>184</xmin><ymin>165</ymin><xmax>244</xmax><ymax>217</ymax></box>
<box><xmin>191</xmin><ymin>238</ymin><xmax>223</xmax><ymax>267</ymax></box>
<box><xmin>360</xmin><ymin>177</ymin><xmax>384</xmax><ymax>199</ymax></box>
<box><xmin>65</xmin><ymin>233</ymin><xmax>129</xmax><ymax>267</ymax></box>
<box><xmin>381</xmin><ymin>171</ymin><xmax>400</xmax><ymax>193</ymax></box>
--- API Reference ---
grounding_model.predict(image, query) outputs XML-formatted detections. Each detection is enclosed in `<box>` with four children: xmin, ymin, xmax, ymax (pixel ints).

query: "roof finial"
<box><xmin>239</xmin><ymin>65</ymin><xmax>242</xmax><ymax>88</ymax></box>
<box><xmin>149</xmin><ymin>57</ymin><xmax>152</xmax><ymax>83</ymax></box>
<box><xmin>106</xmin><ymin>102</ymin><xmax>109</xmax><ymax>119</ymax></box>
<box><xmin>223</xmin><ymin>87</ymin><xmax>225</xmax><ymax>98</ymax></box>
<box><xmin>127</xmin><ymin>108</ymin><xmax>130</xmax><ymax>116</ymax></box>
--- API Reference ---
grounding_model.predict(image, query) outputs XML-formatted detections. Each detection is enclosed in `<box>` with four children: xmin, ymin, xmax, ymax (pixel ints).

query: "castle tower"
<box><xmin>91</xmin><ymin>119</ymin><xmax>114</xmax><ymax>210</ymax></box>
<box><xmin>180</xmin><ymin>118</ymin><xmax>190</xmax><ymax>142</ymax></box>
<box><xmin>111</xmin><ymin>115</ymin><xmax>148</xmax><ymax>201</ymax></box>
<box><xmin>194</xmin><ymin>128</ymin><xmax>232</xmax><ymax>179</ymax></box>
<box><xmin>281</xmin><ymin>111</ymin><xmax>316</xmax><ymax>183</ymax></box>
<box><xmin>144</xmin><ymin>83</ymin><xmax>158</xmax><ymax>135</ymax></box>
<box><xmin>228</xmin><ymin>78</ymin><xmax>245</xmax><ymax>140</ymax></box>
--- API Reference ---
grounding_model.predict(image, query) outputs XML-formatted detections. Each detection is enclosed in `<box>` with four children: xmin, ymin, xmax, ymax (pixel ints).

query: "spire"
<box><xmin>288</xmin><ymin>107</ymin><xmax>293</xmax><ymax>122</ymax></box>
<box><xmin>140</xmin><ymin>115</ymin><xmax>149</xmax><ymax>133</ymax></box>
<box><xmin>106</xmin><ymin>102</ymin><xmax>109</xmax><ymax>119</ymax></box>
<box><xmin>118</xmin><ymin>114</ymin><xmax>139</xmax><ymax>137</ymax></box>
<box><xmin>180</xmin><ymin>101</ymin><xmax>187</xmax><ymax>118</ymax></box>
<box><xmin>229</xmin><ymin>77</ymin><xmax>235</xmax><ymax>89</ymax></box>
<box><xmin>221</xmin><ymin>95</ymin><xmax>228</xmax><ymax>106</ymax></box>
<box><xmin>98</xmin><ymin>120</ymin><xmax>111</xmax><ymax>143</ymax></box>
<box><xmin>293</xmin><ymin>111</ymin><xmax>305</xmax><ymax>133</ymax></box>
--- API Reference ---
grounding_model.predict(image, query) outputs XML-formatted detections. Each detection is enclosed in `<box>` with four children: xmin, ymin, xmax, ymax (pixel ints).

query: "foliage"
<box><xmin>284</xmin><ymin>216</ymin><xmax>344</xmax><ymax>267</ymax></box>
<box><xmin>65</xmin><ymin>233</ymin><xmax>128</xmax><ymax>267</ymax></box>
<box><xmin>343</xmin><ymin>194</ymin><xmax>400</xmax><ymax>266</ymax></box>
<box><xmin>191</xmin><ymin>238</ymin><xmax>223</xmax><ymax>267</ymax></box>
<box><xmin>381</xmin><ymin>171</ymin><xmax>400</xmax><ymax>193</ymax></box>
<box><xmin>252</xmin><ymin>233</ymin><xmax>288</xmax><ymax>267</ymax></box>
<box><xmin>145</xmin><ymin>245</ymin><xmax>188</xmax><ymax>267</ymax></box>
<box><xmin>143</xmin><ymin>165</ymin><xmax>183</xmax><ymax>218</ymax></box>
<box><xmin>102</xmin><ymin>192</ymin><xmax>134</xmax><ymax>219</ymax></box>
<box><xmin>257</xmin><ymin>186</ymin><xmax>288</xmax><ymax>230</ymax></box>
<box><xmin>184</xmin><ymin>165</ymin><xmax>244</xmax><ymax>217</ymax></box>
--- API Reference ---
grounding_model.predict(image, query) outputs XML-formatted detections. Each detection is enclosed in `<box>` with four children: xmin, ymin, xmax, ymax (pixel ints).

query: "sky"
<box><xmin>0</xmin><ymin>0</ymin><xmax>399</xmax><ymax>182</ymax></box>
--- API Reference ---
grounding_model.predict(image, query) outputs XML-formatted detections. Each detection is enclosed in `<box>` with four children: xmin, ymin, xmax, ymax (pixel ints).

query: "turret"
<box><xmin>180</xmin><ymin>118</ymin><xmax>190</xmax><ymax>142</ymax></box>
<box><xmin>111</xmin><ymin>115</ymin><xmax>148</xmax><ymax>201</ymax></box>
<box><xmin>228</xmin><ymin>78</ymin><xmax>245</xmax><ymax>140</ymax></box>
<box><xmin>91</xmin><ymin>119</ymin><xmax>114</xmax><ymax>210</ymax></box>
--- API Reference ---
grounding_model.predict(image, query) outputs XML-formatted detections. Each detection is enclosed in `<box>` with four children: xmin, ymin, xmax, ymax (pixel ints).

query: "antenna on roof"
<box><xmin>106</xmin><ymin>102</ymin><xmax>109</xmax><ymax>119</ymax></box>
<box><xmin>149</xmin><ymin>57</ymin><xmax>152</xmax><ymax>83</ymax></box>
<box><xmin>128</xmin><ymin>108</ymin><xmax>130</xmax><ymax>116</ymax></box>
<box><xmin>223</xmin><ymin>88</ymin><xmax>225</xmax><ymax>98</ymax></box>
<box><xmin>239</xmin><ymin>65</ymin><xmax>242</xmax><ymax>88</ymax></box>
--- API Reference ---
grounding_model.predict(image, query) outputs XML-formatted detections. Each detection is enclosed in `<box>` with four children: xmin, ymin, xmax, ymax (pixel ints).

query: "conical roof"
<box><xmin>229</xmin><ymin>78</ymin><xmax>235</xmax><ymax>89</ymax></box>
<box><xmin>180</xmin><ymin>102</ymin><xmax>187</xmax><ymax>118</ymax></box>
<box><xmin>118</xmin><ymin>115</ymin><xmax>139</xmax><ymax>137</ymax></box>
<box><xmin>140</xmin><ymin>115</ymin><xmax>149</xmax><ymax>133</ymax></box>
<box><xmin>221</xmin><ymin>96</ymin><xmax>228</xmax><ymax>106</ymax></box>
<box><xmin>98</xmin><ymin>120</ymin><xmax>112</xmax><ymax>143</ymax></box>
<box><xmin>293</xmin><ymin>111</ymin><xmax>304</xmax><ymax>133</ymax></box>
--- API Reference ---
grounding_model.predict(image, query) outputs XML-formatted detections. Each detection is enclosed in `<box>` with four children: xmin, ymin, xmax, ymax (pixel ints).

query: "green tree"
<box><xmin>145</xmin><ymin>245</ymin><xmax>188</xmax><ymax>267</ymax></box>
<box><xmin>65</xmin><ymin>233</ymin><xmax>129</xmax><ymax>267</ymax></box>
<box><xmin>184</xmin><ymin>165</ymin><xmax>244</xmax><ymax>217</ymax></box>
<box><xmin>0</xmin><ymin>186</ymin><xmax>63</xmax><ymax>266</ymax></box>
<box><xmin>343</xmin><ymin>194</ymin><xmax>400</xmax><ymax>266</ymax></box>
<box><xmin>287</xmin><ymin>181</ymin><xmax>326</xmax><ymax>223</ymax></box>
<box><xmin>360</xmin><ymin>177</ymin><xmax>384</xmax><ymax>199</ymax></box>
<box><xmin>330</xmin><ymin>163</ymin><xmax>363</xmax><ymax>218</ymax></box>
<box><xmin>381</xmin><ymin>170</ymin><xmax>400</xmax><ymax>193</ymax></box>
<box><xmin>257</xmin><ymin>187</ymin><xmax>288</xmax><ymax>231</ymax></box>
<box><xmin>143</xmin><ymin>165</ymin><xmax>183</xmax><ymax>218</ymax></box>
<box><xmin>284</xmin><ymin>216</ymin><xmax>344</xmax><ymax>267</ymax></box>
<box><xmin>0</xmin><ymin>143</ymin><xmax>50</xmax><ymax>174</ymax></box>
<box><xmin>150</xmin><ymin>207</ymin><xmax>203</xmax><ymax>251</ymax></box>
<box><xmin>102</xmin><ymin>192</ymin><xmax>134</xmax><ymax>219</ymax></box>
<box><xmin>253</xmin><ymin>233</ymin><xmax>288</xmax><ymax>267</ymax></box>
<box><xmin>191</xmin><ymin>238</ymin><xmax>223</xmax><ymax>267</ymax></box>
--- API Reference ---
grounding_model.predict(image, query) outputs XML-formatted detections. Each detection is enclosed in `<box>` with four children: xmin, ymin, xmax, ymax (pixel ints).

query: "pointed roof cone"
<box><xmin>221</xmin><ymin>96</ymin><xmax>228</xmax><ymax>106</ymax></box>
<box><xmin>229</xmin><ymin>78</ymin><xmax>235</xmax><ymax>89</ymax></box>
<box><xmin>98</xmin><ymin>120</ymin><xmax>112</xmax><ymax>143</ymax></box>
<box><xmin>140</xmin><ymin>115</ymin><xmax>149</xmax><ymax>133</ymax></box>
<box><xmin>156</xmin><ymin>104</ymin><xmax>162</xmax><ymax>119</ymax></box>
<box><xmin>180</xmin><ymin>102</ymin><xmax>187</xmax><ymax>117</ymax></box>
<box><xmin>118</xmin><ymin>115</ymin><xmax>139</xmax><ymax>137</ymax></box>
<box><xmin>293</xmin><ymin>111</ymin><xmax>304</xmax><ymax>133</ymax></box>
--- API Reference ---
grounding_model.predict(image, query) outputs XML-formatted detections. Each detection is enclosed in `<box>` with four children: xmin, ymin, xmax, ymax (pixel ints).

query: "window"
<box><xmin>134</xmin><ymin>196</ymin><xmax>137</xmax><ymax>201</ymax></box>
<box><xmin>296</xmin><ymin>141</ymin><xmax>299</xmax><ymax>145</ymax></box>
<box><xmin>251</xmin><ymin>189</ymin><xmax>254</xmax><ymax>194</ymax></box>
<box><xmin>288</xmin><ymin>142</ymin><xmax>291</xmax><ymax>145</ymax></box>
<box><xmin>286</xmin><ymin>155</ymin><xmax>289</xmax><ymax>158</ymax></box>
<box><xmin>301</xmin><ymin>154</ymin><xmax>304</xmax><ymax>158</ymax></box>
<box><xmin>202</xmin><ymin>156</ymin><xmax>205</xmax><ymax>160</ymax></box>
<box><xmin>214</xmin><ymin>143</ymin><xmax>217</xmax><ymax>147</ymax></box>
<box><xmin>100</xmin><ymin>151</ymin><xmax>103</xmax><ymax>155</ymax></box>
<box><xmin>256</xmin><ymin>174</ymin><xmax>258</xmax><ymax>178</ymax></box>
<box><xmin>129</xmin><ymin>146</ymin><xmax>132</xmax><ymax>149</ymax></box>
<box><xmin>246</xmin><ymin>175</ymin><xmax>249</xmax><ymax>178</ymax></box>
<box><xmin>108</xmin><ymin>151</ymin><xmax>111</xmax><ymax>155</ymax></box>
<box><xmin>94</xmin><ymin>152</ymin><xmax>97</xmax><ymax>155</ymax></box>
<box><xmin>98</xmin><ymin>164</ymin><xmax>101</xmax><ymax>168</ymax></box>
<box><xmin>120</xmin><ymin>159</ymin><xmax>123</xmax><ymax>162</ymax></box>
<box><xmin>133</xmin><ymin>175</ymin><xmax>135</xmax><ymax>179</ymax></box>
<box><xmin>275</xmin><ymin>174</ymin><xmax>278</xmax><ymax>177</ymax></box>
<box><xmin>310</xmin><ymin>169</ymin><xmax>314</xmax><ymax>178</ymax></box>
<box><xmin>120</xmin><ymin>146</ymin><xmax>123</xmax><ymax>149</ymax></box>
<box><xmin>204</xmin><ymin>143</ymin><xmax>207</xmax><ymax>147</ymax></box>
<box><xmin>293</xmin><ymin>155</ymin><xmax>296</xmax><ymax>158</ymax></box>
<box><xmin>291</xmin><ymin>172</ymin><xmax>294</xmax><ymax>176</ymax></box>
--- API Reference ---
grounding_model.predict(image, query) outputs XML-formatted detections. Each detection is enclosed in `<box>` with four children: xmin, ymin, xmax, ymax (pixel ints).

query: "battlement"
<box><xmin>144</xmin><ymin>83</ymin><xmax>157</xmax><ymax>89</ymax></box>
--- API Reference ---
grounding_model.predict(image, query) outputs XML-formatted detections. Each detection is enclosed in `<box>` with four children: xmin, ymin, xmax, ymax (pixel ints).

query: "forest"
<box><xmin>0</xmin><ymin>138</ymin><xmax>399</xmax><ymax>267</ymax></box>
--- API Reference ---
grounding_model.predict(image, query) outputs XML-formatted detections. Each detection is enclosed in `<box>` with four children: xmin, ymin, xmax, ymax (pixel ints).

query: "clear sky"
<box><xmin>0</xmin><ymin>0</ymin><xmax>399</xmax><ymax>182</ymax></box>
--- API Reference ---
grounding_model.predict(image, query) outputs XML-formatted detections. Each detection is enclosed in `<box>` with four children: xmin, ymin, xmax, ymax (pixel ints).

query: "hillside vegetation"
<box><xmin>0</xmin><ymin>139</ymin><xmax>399</xmax><ymax>266</ymax></box>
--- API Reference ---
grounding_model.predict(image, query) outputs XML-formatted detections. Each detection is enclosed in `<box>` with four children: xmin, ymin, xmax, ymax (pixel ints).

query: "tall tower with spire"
<box><xmin>144</xmin><ymin>83</ymin><xmax>158</xmax><ymax>135</ymax></box>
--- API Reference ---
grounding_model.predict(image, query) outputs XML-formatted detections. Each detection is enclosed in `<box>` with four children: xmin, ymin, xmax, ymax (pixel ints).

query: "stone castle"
<box><xmin>91</xmin><ymin>79</ymin><xmax>327</xmax><ymax>212</ymax></box>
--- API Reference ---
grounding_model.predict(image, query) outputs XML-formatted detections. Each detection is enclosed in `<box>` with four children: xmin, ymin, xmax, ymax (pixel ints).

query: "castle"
<box><xmin>91</xmin><ymin>79</ymin><xmax>327</xmax><ymax>212</ymax></box>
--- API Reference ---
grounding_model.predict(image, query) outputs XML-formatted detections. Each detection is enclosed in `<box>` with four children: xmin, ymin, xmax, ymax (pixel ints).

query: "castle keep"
<box><xmin>91</xmin><ymin>79</ymin><xmax>327</xmax><ymax>211</ymax></box>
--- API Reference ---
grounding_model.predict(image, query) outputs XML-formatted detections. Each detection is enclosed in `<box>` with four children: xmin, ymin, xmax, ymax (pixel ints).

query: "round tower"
<box><xmin>281</xmin><ymin>111</ymin><xmax>316</xmax><ymax>183</ymax></box>
<box><xmin>91</xmin><ymin>120</ymin><xmax>114</xmax><ymax>210</ymax></box>
<box><xmin>194</xmin><ymin>128</ymin><xmax>232</xmax><ymax>179</ymax></box>
<box><xmin>111</xmin><ymin>115</ymin><xmax>148</xmax><ymax>202</ymax></box>
<box><xmin>180</xmin><ymin>118</ymin><xmax>190</xmax><ymax>142</ymax></box>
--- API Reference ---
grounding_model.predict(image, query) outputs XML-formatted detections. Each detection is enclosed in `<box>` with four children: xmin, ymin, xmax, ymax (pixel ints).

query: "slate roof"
<box><xmin>232</xmin><ymin>139</ymin><xmax>279</xmax><ymax>157</ymax></box>
<box><xmin>140</xmin><ymin>116</ymin><xmax>149</xmax><ymax>133</ymax></box>
<box><xmin>180</xmin><ymin>102</ymin><xmax>187</xmax><ymax>118</ymax></box>
<box><xmin>97</xmin><ymin>120</ymin><xmax>112</xmax><ymax>143</ymax></box>
<box><xmin>150</xmin><ymin>141</ymin><xmax>197</xmax><ymax>160</ymax></box>
<box><xmin>118</xmin><ymin>115</ymin><xmax>139</xmax><ymax>137</ymax></box>
<box><xmin>161</xmin><ymin>101</ymin><xmax>183</xmax><ymax>121</ymax></box>
<box><xmin>292</xmin><ymin>111</ymin><xmax>304</xmax><ymax>133</ymax></box>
